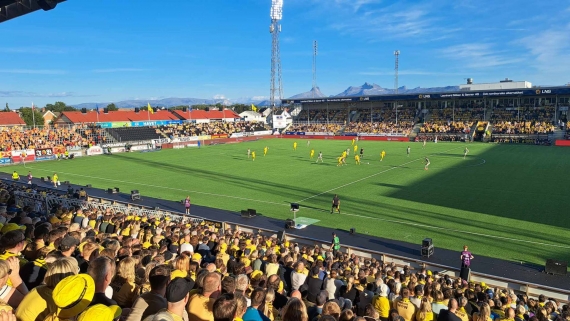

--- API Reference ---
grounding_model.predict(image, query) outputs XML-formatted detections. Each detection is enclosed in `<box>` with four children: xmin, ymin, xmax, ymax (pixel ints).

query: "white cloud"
<box><xmin>92</xmin><ymin>68</ymin><xmax>148</xmax><ymax>73</ymax></box>
<box><xmin>439</xmin><ymin>43</ymin><xmax>523</xmax><ymax>68</ymax></box>
<box><xmin>213</xmin><ymin>94</ymin><xmax>226</xmax><ymax>100</ymax></box>
<box><xmin>327</xmin><ymin>3</ymin><xmax>444</xmax><ymax>40</ymax></box>
<box><xmin>517</xmin><ymin>28</ymin><xmax>570</xmax><ymax>74</ymax></box>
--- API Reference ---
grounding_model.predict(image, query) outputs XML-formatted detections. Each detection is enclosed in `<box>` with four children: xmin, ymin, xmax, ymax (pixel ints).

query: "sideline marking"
<box><xmin>23</xmin><ymin>166</ymin><xmax>286</xmax><ymax>207</ymax></box>
<box><xmin>297</xmin><ymin>146</ymin><xmax>462</xmax><ymax>203</ymax></box>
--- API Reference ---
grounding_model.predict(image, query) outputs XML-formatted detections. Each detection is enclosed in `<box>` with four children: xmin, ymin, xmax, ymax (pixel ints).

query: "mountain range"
<box><xmin>71</xmin><ymin>83</ymin><xmax>461</xmax><ymax>109</ymax></box>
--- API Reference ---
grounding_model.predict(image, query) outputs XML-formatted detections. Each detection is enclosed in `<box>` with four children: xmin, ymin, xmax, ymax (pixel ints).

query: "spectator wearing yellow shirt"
<box><xmin>372</xmin><ymin>284</ymin><xmax>391</xmax><ymax>320</ymax></box>
<box><xmin>417</xmin><ymin>298</ymin><xmax>435</xmax><ymax>321</ymax></box>
<box><xmin>394</xmin><ymin>288</ymin><xmax>417</xmax><ymax>321</ymax></box>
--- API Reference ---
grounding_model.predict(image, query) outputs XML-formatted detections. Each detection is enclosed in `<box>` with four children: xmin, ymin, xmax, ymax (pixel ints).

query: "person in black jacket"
<box><xmin>305</xmin><ymin>266</ymin><xmax>324</xmax><ymax>304</ymax></box>
<box><xmin>437</xmin><ymin>298</ymin><xmax>462</xmax><ymax>321</ymax></box>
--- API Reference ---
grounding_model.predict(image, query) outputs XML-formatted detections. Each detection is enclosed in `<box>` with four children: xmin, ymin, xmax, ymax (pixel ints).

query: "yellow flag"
<box><xmin>148</xmin><ymin>103</ymin><xmax>154</xmax><ymax>114</ymax></box>
<box><xmin>251</xmin><ymin>104</ymin><xmax>258</xmax><ymax>112</ymax></box>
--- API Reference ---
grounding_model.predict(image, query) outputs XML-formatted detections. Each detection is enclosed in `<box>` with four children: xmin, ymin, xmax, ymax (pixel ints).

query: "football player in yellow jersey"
<box><xmin>310</xmin><ymin>149</ymin><xmax>315</xmax><ymax>159</ymax></box>
<box><xmin>251</xmin><ymin>151</ymin><xmax>256</xmax><ymax>161</ymax></box>
<box><xmin>264</xmin><ymin>146</ymin><xmax>268</xmax><ymax>156</ymax></box>
<box><xmin>355</xmin><ymin>154</ymin><xmax>361</xmax><ymax>165</ymax></box>
<box><xmin>337</xmin><ymin>156</ymin><xmax>343</xmax><ymax>167</ymax></box>
<box><xmin>293</xmin><ymin>142</ymin><xmax>297</xmax><ymax>150</ymax></box>
<box><xmin>381</xmin><ymin>150</ymin><xmax>386</xmax><ymax>161</ymax></box>
<box><xmin>351</xmin><ymin>138</ymin><xmax>356</xmax><ymax>146</ymax></box>
<box><xmin>342</xmin><ymin>150</ymin><xmax>347</xmax><ymax>158</ymax></box>
<box><xmin>353</xmin><ymin>144</ymin><xmax>358</xmax><ymax>153</ymax></box>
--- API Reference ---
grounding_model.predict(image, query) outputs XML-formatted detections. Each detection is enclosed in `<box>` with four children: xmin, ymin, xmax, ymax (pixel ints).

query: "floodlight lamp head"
<box><xmin>394</xmin><ymin>50</ymin><xmax>400</xmax><ymax>55</ymax></box>
<box><xmin>271</xmin><ymin>0</ymin><xmax>283</xmax><ymax>20</ymax></box>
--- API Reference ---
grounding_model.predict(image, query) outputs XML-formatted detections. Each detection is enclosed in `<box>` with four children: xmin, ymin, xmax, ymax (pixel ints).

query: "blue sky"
<box><xmin>1</xmin><ymin>0</ymin><xmax>569</xmax><ymax>107</ymax></box>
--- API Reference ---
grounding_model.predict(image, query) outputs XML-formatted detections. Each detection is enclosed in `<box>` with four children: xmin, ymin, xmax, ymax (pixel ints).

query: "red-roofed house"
<box><xmin>0</xmin><ymin>112</ymin><xmax>26</xmax><ymax>126</ymax></box>
<box><xmin>172</xmin><ymin>109</ymin><xmax>240</xmax><ymax>123</ymax></box>
<box><xmin>55</xmin><ymin>110</ymin><xmax>181</xmax><ymax>125</ymax></box>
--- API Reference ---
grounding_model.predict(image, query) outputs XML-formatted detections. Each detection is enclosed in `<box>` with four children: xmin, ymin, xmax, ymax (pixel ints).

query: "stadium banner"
<box><xmin>69</xmin><ymin>151</ymin><xmax>83</xmax><ymax>157</ymax></box>
<box><xmin>286</xmin><ymin>87</ymin><xmax>570</xmax><ymax>105</ymax></box>
<box><xmin>152</xmin><ymin>138</ymin><xmax>170</xmax><ymax>147</ymax></box>
<box><xmin>111</xmin><ymin>122</ymin><xmax>131</xmax><ymax>128</ymax></box>
<box><xmin>230</xmin><ymin>133</ymin><xmax>245</xmax><ymax>138</ymax></box>
<box><xmin>359</xmin><ymin>133</ymin><xmax>406</xmax><ymax>137</ymax></box>
<box><xmin>34</xmin><ymin>148</ymin><xmax>56</xmax><ymax>161</ymax></box>
<box><xmin>305</xmin><ymin>132</ymin><xmax>334</xmax><ymax>136</ymax></box>
<box><xmin>110</xmin><ymin>147</ymin><xmax>126</xmax><ymax>153</ymax></box>
<box><xmin>130</xmin><ymin>144</ymin><xmax>150</xmax><ymax>151</ymax></box>
<box><xmin>272</xmin><ymin>115</ymin><xmax>288</xmax><ymax>129</ymax></box>
<box><xmin>86</xmin><ymin>146</ymin><xmax>104</xmax><ymax>156</ymax></box>
<box><xmin>253</xmin><ymin>130</ymin><xmax>272</xmax><ymax>136</ymax></box>
<box><xmin>130</xmin><ymin>120</ymin><xmax>184</xmax><ymax>127</ymax></box>
<box><xmin>99</xmin><ymin>122</ymin><xmax>113</xmax><ymax>128</ymax></box>
<box><xmin>0</xmin><ymin>158</ymin><xmax>11</xmax><ymax>165</ymax></box>
<box><xmin>285</xmin><ymin>131</ymin><xmax>305</xmax><ymax>135</ymax></box>
<box><xmin>10</xmin><ymin>149</ymin><xmax>35</xmax><ymax>162</ymax></box>
<box><xmin>211</xmin><ymin>134</ymin><xmax>228</xmax><ymax>139</ymax></box>
<box><xmin>171</xmin><ymin>135</ymin><xmax>211</xmax><ymax>143</ymax></box>
<box><xmin>343</xmin><ymin>133</ymin><xmax>358</xmax><ymax>136</ymax></box>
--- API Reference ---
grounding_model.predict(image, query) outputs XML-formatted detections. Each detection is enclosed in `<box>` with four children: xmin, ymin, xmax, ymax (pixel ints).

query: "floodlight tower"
<box><xmin>394</xmin><ymin>50</ymin><xmax>400</xmax><ymax>94</ymax></box>
<box><xmin>312</xmin><ymin>40</ymin><xmax>318</xmax><ymax>97</ymax></box>
<box><xmin>270</xmin><ymin>0</ymin><xmax>284</xmax><ymax>108</ymax></box>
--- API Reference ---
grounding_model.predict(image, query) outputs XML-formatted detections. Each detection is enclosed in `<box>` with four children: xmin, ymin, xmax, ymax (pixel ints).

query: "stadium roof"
<box><xmin>0</xmin><ymin>0</ymin><xmax>66</xmax><ymax>24</ymax></box>
<box><xmin>282</xmin><ymin>86</ymin><xmax>570</xmax><ymax>105</ymax></box>
<box><xmin>57</xmin><ymin>110</ymin><xmax>180</xmax><ymax>124</ymax></box>
<box><xmin>0</xmin><ymin>112</ymin><xmax>26</xmax><ymax>126</ymax></box>
<box><xmin>172</xmin><ymin>109</ymin><xmax>240</xmax><ymax>120</ymax></box>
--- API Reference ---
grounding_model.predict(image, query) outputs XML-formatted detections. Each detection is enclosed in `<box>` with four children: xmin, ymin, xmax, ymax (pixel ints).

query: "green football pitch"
<box><xmin>3</xmin><ymin>139</ymin><xmax>570</xmax><ymax>266</ymax></box>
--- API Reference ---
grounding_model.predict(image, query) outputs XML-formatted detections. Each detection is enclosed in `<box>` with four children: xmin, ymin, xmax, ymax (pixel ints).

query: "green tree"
<box><xmin>45</xmin><ymin>101</ymin><xmax>76</xmax><ymax>113</ymax></box>
<box><xmin>19</xmin><ymin>108</ymin><xmax>44</xmax><ymax>127</ymax></box>
<box><xmin>106</xmin><ymin>103</ymin><xmax>118</xmax><ymax>111</ymax></box>
<box><xmin>4</xmin><ymin>103</ymin><xmax>9</xmax><ymax>112</ymax></box>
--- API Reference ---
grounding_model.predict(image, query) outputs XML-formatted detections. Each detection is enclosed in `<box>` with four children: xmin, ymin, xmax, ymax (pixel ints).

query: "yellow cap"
<box><xmin>1</xmin><ymin>223</ymin><xmax>26</xmax><ymax>234</ymax></box>
<box><xmin>77</xmin><ymin>304</ymin><xmax>121</xmax><ymax>321</ymax></box>
<box><xmin>142</xmin><ymin>242</ymin><xmax>152</xmax><ymax>249</ymax></box>
<box><xmin>251</xmin><ymin>270</ymin><xmax>263</xmax><ymax>279</ymax></box>
<box><xmin>52</xmin><ymin>275</ymin><xmax>95</xmax><ymax>319</ymax></box>
<box><xmin>192</xmin><ymin>253</ymin><xmax>202</xmax><ymax>261</ymax></box>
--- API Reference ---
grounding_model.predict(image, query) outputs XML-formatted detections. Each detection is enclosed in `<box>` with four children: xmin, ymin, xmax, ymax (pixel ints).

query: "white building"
<box><xmin>460</xmin><ymin>78</ymin><xmax>532</xmax><ymax>91</ymax></box>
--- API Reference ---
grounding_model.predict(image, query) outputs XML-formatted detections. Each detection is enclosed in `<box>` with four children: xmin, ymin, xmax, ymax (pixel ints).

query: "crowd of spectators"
<box><xmin>0</xmin><ymin>175</ymin><xmax>568</xmax><ymax>321</ymax></box>
<box><xmin>159</xmin><ymin>121</ymin><xmax>271</xmax><ymax>139</ymax></box>
<box><xmin>492</xmin><ymin>122</ymin><xmax>555</xmax><ymax>135</ymax></box>
<box><xmin>420</xmin><ymin>122</ymin><xmax>473</xmax><ymax>134</ymax></box>
<box><xmin>344</xmin><ymin>122</ymin><xmax>414</xmax><ymax>136</ymax></box>
<box><xmin>491</xmin><ymin>107</ymin><xmax>555</xmax><ymax>135</ymax></box>
<box><xmin>289</xmin><ymin>124</ymin><xmax>343</xmax><ymax>133</ymax></box>
<box><xmin>0</xmin><ymin>124</ymin><xmax>104</xmax><ymax>152</ymax></box>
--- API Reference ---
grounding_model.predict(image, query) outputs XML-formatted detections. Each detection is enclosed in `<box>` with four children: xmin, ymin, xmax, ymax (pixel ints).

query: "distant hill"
<box><xmin>70</xmin><ymin>83</ymin><xmax>464</xmax><ymax>109</ymax></box>
<box><xmin>288</xmin><ymin>86</ymin><xmax>326</xmax><ymax>99</ymax></box>
<box><xmin>334</xmin><ymin>82</ymin><xmax>460</xmax><ymax>97</ymax></box>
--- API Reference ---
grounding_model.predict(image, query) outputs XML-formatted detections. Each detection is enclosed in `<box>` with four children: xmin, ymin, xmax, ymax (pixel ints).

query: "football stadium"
<box><xmin>0</xmin><ymin>1</ymin><xmax>569</xmax><ymax>321</ymax></box>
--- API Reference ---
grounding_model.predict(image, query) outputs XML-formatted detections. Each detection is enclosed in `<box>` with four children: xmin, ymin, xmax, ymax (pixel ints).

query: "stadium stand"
<box><xmin>0</xmin><ymin>124</ymin><xmax>107</xmax><ymax>151</ymax></box>
<box><xmin>0</xmin><ymin>178</ymin><xmax>567</xmax><ymax>321</ymax></box>
<box><xmin>105</xmin><ymin>127</ymin><xmax>163</xmax><ymax>142</ymax></box>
